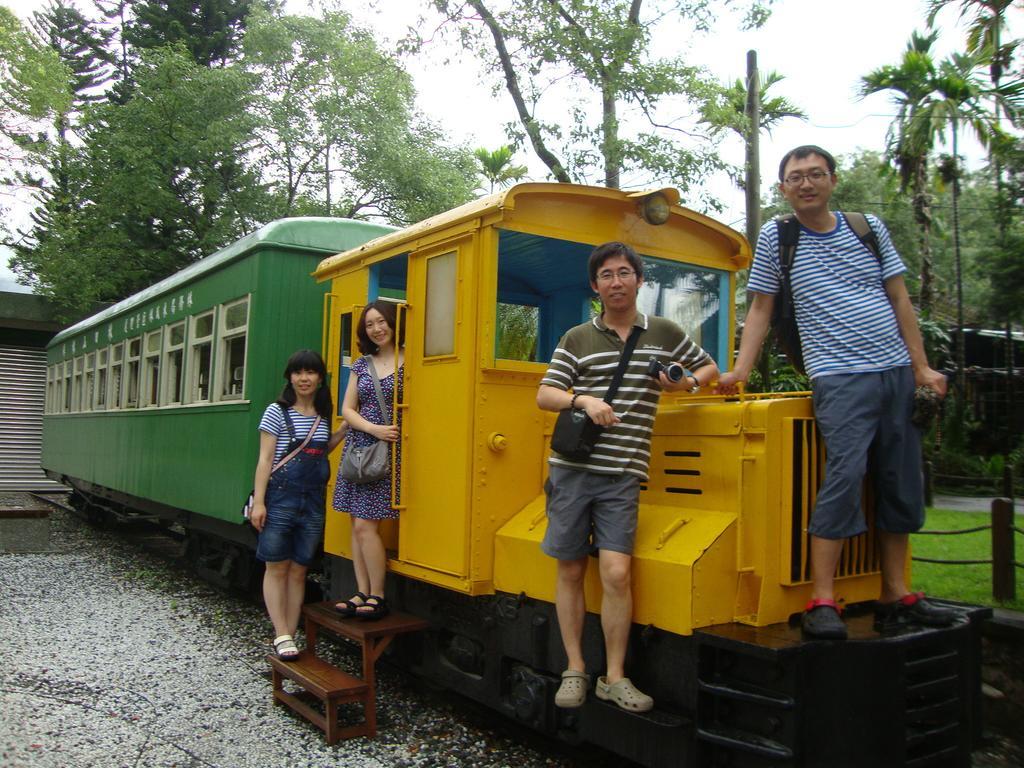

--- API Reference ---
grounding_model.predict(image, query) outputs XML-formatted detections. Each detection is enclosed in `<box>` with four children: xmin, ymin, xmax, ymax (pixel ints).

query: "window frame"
<box><xmin>142</xmin><ymin>329</ymin><xmax>162</xmax><ymax>408</ymax></box>
<box><xmin>422</xmin><ymin>249</ymin><xmax>459</xmax><ymax>360</ymax></box>
<box><xmin>188</xmin><ymin>309</ymin><xmax>215</xmax><ymax>404</ymax></box>
<box><xmin>94</xmin><ymin>348</ymin><xmax>108</xmax><ymax>410</ymax></box>
<box><xmin>124</xmin><ymin>337</ymin><xmax>141</xmax><ymax>409</ymax></box>
<box><xmin>216</xmin><ymin>297</ymin><xmax>249</xmax><ymax>401</ymax></box>
<box><xmin>162</xmin><ymin>321</ymin><xmax>187</xmax><ymax>406</ymax></box>
<box><xmin>109</xmin><ymin>342</ymin><xmax>124</xmax><ymax>410</ymax></box>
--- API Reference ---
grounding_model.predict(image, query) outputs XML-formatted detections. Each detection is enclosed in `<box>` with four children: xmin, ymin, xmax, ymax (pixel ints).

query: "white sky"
<box><xmin>1</xmin><ymin>0</ymin><xmax>1016</xmax><ymax>292</ymax></box>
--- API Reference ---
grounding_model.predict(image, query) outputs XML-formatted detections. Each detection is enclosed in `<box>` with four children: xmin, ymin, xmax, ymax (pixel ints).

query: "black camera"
<box><xmin>646</xmin><ymin>358</ymin><xmax>684</xmax><ymax>382</ymax></box>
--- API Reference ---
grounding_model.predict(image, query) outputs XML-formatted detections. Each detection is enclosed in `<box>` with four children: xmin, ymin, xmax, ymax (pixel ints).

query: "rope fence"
<box><xmin>911</xmin><ymin>497</ymin><xmax>1019</xmax><ymax>600</ymax></box>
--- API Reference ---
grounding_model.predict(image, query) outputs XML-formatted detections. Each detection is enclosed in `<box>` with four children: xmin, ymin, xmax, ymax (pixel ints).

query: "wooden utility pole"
<box><xmin>745</xmin><ymin>50</ymin><xmax>773</xmax><ymax>388</ymax></box>
<box><xmin>744</xmin><ymin>50</ymin><xmax>761</xmax><ymax>248</ymax></box>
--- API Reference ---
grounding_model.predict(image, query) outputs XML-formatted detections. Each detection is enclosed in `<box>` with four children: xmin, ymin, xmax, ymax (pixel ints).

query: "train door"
<box><xmin>322</xmin><ymin>255</ymin><xmax>408</xmax><ymax>560</ymax></box>
<box><xmin>395</xmin><ymin>234</ymin><xmax>478</xmax><ymax>589</ymax></box>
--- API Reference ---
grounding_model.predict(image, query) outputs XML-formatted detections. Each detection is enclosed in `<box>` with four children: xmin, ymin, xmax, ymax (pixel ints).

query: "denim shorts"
<box><xmin>255</xmin><ymin>486</ymin><xmax>325</xmax><ymax>566</ymax></box>
<box><xmin>541</xmin><ymin>464</ymin><xmax>640</xmax><ymax>560</ymax></box>
<box><xmin>810</xmin><ymin>366</ymin><xmax>924</xmax><ymax>539</ymax></box>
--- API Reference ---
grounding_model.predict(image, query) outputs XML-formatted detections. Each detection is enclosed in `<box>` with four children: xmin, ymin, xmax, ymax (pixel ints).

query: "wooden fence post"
<box><xmin>991</xmin><ymin>497</ymin><xmax>1016</xmax><ymax>602</ymax></box>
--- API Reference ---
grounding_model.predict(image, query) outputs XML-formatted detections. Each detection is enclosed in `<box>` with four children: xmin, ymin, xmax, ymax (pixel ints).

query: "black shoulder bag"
<box><xmin>550</xmin><ymin>325</ymin><xmax>642</xmax><ymax>462</ymax></box>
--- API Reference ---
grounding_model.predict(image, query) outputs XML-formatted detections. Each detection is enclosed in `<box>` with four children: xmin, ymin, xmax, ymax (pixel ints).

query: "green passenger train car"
<box><xmin>41</xmin><ymin>218</ymin><xmax>392</xmax><ymax>573</ymax></box>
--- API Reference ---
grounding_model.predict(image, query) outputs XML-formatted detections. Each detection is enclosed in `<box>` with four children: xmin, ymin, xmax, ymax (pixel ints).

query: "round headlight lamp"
<box><xmin>639</xmin><ymin>192</ymin><xmax>671</xmax><ymax>225</ymax></box>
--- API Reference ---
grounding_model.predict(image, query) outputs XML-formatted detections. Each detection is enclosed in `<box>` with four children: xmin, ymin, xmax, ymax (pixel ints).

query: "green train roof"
<box><xmin>51</xmin><ymin>217</ymin><xmax>395</xmax><ymax>346</ymax></box>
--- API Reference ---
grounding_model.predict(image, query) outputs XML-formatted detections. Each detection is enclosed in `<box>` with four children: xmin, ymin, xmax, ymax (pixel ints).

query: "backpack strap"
<box><xmin>842</xmin><ymin>212</ymin><xmax>881</xmax><ymax>262</ymax></box>
<box><xmin>776</xmin><ymin>213</ymin><xmax>801</xmax><ymax>271</ymax></box>
<box><xmin>774</xmin><ymin>215</ymin><xmax>801</xmax><ymax>322</ymax></box>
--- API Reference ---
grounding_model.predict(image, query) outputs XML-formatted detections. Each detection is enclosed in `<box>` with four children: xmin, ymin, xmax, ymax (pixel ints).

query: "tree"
<box><xmin>924</xmin><ymin>49</ymin><xmax>1023</xmax><ymax>392</ymax></box>
<box><xmin>10</xmin><ymin>46</ymin><xmax>271</xmax><ymax>318</ymax></box>
<box><xmin>19</xmin><ymin>2</ymin><xmax>113</xmax><ymax>253</ymax></box>
<box><xmin>699</xmin><ymin>69</ymin><xmax>805</xmax><ymax>141</ymax></box>
<box><xmin>862</xmin><ymin>31</ymin><xmax>945</xmax><ymax>315</ymax></box>
<box><xmin>125</xmin><ymin>0</ymin><xmax>271</xmax><ymax>67</ymax></box>
<box><xmin>92</xmin><ymin>0</ymin><xmax>136</xmax><ymax>103</ymax></box>
<box><xmin>242</xmin><ymin>8</ymin><xmax>477</xmax><ymax>224</ymax></box>
<box><xmin>0</xmin><ymin>7</ymin><xmax>70</xmax><ymax>185</ymax></box>
<box><xmin>420</xmin><ymin>0</ymin><xmax>770</xmax><ymax>197</ymax></box>
<box><xmin>474</xmin><ymin>145</ymin><xmax>528</xmax><ymax>192</ymax></box>
<box><xmin>926</xmin><ymin>1</ymin><xmax>1019</xmax><ymax>85</ymax></box>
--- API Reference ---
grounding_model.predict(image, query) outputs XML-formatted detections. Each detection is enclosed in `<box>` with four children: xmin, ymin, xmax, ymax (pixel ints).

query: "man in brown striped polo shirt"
<box><xmin>537</xmin><ymin>241</ymin><xmax>718</xmax><ymax>713</ymax></box>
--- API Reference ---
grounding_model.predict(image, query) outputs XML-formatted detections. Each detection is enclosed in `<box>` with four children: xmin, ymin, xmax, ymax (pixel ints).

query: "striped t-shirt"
<box><xmin>541</xmin><ymin>312</ymin><xmax>712</xmax><ymax>480</ymax></box>
<box><xmin>747</xmin><ymin>213</ymin><xmax>911</xmax><ymax>379</ymax></box>
<box><xmin>258</xmin><ymin>403</ymin><xmax>330</xmax><ymax>464</ymax></box>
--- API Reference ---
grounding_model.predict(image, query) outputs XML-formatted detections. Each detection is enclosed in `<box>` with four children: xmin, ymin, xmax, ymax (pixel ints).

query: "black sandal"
<box><xmin>355</xmin><ymin>595</ymin><xmax>389</xmax><ymax>621</ymax></box>
<box><xmin>334</xmin><ymin>592</ymin><xmax>368</xmax><ymax>617</ymax></box>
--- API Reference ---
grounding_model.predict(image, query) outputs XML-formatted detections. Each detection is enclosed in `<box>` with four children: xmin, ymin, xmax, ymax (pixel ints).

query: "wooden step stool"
<box><xmin>302</xmin><ymin>600</ymin><xmax>429</xmax><ymax>738</ymax></box>
<box><xmin>267</xmin><ymin>650</ymin><xmax>370</xmax><ymax>744</ymax></box>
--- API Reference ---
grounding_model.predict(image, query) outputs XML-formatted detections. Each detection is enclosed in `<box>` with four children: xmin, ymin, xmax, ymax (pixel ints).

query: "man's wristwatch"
<box><xmin>687</xmin><ymin>375</ymin><xmax>700</xmax><ymax>393</ymax></box>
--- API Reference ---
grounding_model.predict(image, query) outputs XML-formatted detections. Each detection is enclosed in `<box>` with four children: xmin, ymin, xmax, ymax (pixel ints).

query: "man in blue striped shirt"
<box><xmin>716</xmin><ymin>145</ymin><xmax>954</xmax><ymax>639</ymax></box>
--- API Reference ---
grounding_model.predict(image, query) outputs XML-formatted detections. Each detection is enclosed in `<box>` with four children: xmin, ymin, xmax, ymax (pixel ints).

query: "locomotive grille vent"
<box><xmin>659</xmin><ymin>449</ymin><xmax>703</xmax><ymax>495</ymax></box>
<box><xmin>786</xmin><ymin>418</ymin><xmax>881</xmax><ymax>584</ymax></box>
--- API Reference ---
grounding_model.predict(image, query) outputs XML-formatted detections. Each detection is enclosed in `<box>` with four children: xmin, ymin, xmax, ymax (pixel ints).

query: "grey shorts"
<box><xmin>541</xmin><ymin>464</ymin><xmax>640</xmax><ymax>560</ymax></box>
<box><xmin>810</xmin><ymin>366</ymin><xmax>924</xmax><ymax>539</ymax></box>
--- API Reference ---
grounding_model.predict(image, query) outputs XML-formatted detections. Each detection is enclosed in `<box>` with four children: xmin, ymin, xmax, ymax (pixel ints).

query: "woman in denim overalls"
<box><xmin>250</xmin><ymin>350</ymin><xmax>347</xmax><ymax>660</ymax></box>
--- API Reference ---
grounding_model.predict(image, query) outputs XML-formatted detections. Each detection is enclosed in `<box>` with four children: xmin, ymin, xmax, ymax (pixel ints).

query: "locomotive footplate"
<box><xmin>693</xmin><ymin>603</ymin><xmax>991</xmax><ymax>768</ymax></box>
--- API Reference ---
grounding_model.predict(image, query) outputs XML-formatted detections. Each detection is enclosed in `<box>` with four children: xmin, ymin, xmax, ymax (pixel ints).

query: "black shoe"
<box><xmin>801</xmin><ymin>600</ymin><xmax>847</xmax><ymax>640</ymax></box>
<box><xmin>874</xmin><ymin>592</ymin><xmax>957</xmax><ymax>631</ymax></box>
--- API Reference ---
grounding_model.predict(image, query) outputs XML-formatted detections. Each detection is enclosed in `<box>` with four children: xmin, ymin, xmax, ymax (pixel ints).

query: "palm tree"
<box><xmin>862</xmin><ymin>31</ymin><xmax>945</xmax><ymax>315</ymax></box>
<box><xmin>701</xmin><ymin>70</ymin><xmax>807</xmax><ymax>140</ymax></box>
<box><xmin>473</xmin><ymin>145</ymin><xmax>528</xmax><ymax>193</ymax></box>
<box><xmin>923</xmin><ymin>50</ymin><xmax>1023</xmax><ymax>393</ymax></box>
<box><xmin>700</xmin><ymin>68</ymin><xmax>806</xmax><ymax>393</ymax></box>
<box><xmin>866</xmin><ymin>34</ymin><xmax>1024</xmax><ymax>395</ymax></box>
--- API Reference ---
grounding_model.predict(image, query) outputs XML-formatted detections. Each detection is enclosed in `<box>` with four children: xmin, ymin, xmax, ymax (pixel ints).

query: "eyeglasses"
<box><xmin>596</xmin><ymin>268</ymin><xmax>636</xmax><ymax>283</ymax></box>
<box><xmin>783</xmin><ymin>169</ymin><xmax>831</xmax><ymax>187</ymax></box>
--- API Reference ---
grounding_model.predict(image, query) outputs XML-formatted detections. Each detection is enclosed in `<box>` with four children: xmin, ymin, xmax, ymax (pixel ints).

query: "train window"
<box><xmin>83</xmin><ymin>353</ymin><xmax>95</xmax><ymax>412</ymax></box>
<box><xmin>50</xmin><ymin>364</ymin><xmax>59</xmax><ymax>413</ymax></box>
<box><xmin>95</xmin><ymin>348</ymin><xmax>108</xmax><ymax>410</ymax></box>
<box><xmin>189</xmin><ymin>311</ymin><xmax>214</xmax><ymax>403</ymax></box>
<box><xmin>218</xmin><ymin>298</ymin><xmax>248</xmax><ymax>400</ymax></box>
<box><xmin>142</xmin><ymin>330</ymin><xmax>162</xmax><ymax>407</ymax></box>
<box><xmin>337</xmin><ymin>311</ymin><xmax>353</xmax><ymax>404</ymax></box>
<box><xmin>496</xmin><ymin>303</ymin><xmax>540</xmax><ymax>362</ymax></box>
<box><xmin>110</xmin><ymin>343</ymin><xmax>124</xmax><ymax>409</ymax></box>
<box><xmin>63</xmin><ymin>361</ymin><xmax>72</xmax><ymax>412</ymax></box>
<box><xmin>637</xmin><ymin>258</ymin><xmax>727</xmax><ymax>368</ymax></box>
<box><xmin>163</xmin><ymin>322</ymin><xmax>186</xmax><ymax>405</ymax></box>
<box><xmin>72</xmin><ymin>356</ymin><xmax>83</xmax><ymax>412</ymax></box>
<box><xmin>125</xmin><ymin>337</ymin><xmax>141</xmax><ymax>408</ymax></box>
<box><xmin>494</xmin><ymin>229</ymin><xmax>595</xmax><ymax>365</ymax></box>
<box><xmin>424</xmin><ymin>250</ymin><xmax>457</xmax><ymax>357</ymax></box>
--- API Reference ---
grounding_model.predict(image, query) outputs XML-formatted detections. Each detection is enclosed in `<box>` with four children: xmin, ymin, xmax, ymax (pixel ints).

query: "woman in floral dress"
<box><xmin>332</xmin><ymin>300</ymin><xmax>403</xmax><ymax>620</ymax></box>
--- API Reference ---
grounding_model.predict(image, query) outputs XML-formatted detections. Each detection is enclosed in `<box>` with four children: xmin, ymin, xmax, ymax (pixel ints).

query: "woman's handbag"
<box><xmin>340</xmin><ymin>439</ymin><xmax>389</xmax><ymax>484</ymax></box>
<box><xmin>340</xmin><ymin>357</ymin><xmax>394</xmax><ymax>484</ymax></box>
<box><xmin>550</xmin><ymin>326</ymin><xmax>642</xmax><ymax>462</ymax></box>
<box><xmin>242</xmin><ymin>407</ymin><xmax>322</xmax><ymax>519</ymax></box>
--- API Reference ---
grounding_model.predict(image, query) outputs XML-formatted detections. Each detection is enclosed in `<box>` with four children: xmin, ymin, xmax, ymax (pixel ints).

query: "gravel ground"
<box><xmin>2</xmin><ymin>494</ymin><xmax>1021</xmax><ymax>768</ymax></box>
<box><xmin>0</xmin><ymin>498</ymin><xmax>594</xmax><ymax>768</ymax></box>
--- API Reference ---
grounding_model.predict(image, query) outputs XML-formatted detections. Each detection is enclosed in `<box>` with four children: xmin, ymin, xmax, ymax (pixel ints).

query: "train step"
<box><xmin>300</xmin><ymin>600</ymin><xmax>430</xmax><ymax>739</ymax></box>
<box><xmin>267</xmin><ymin>650</ymin><xmax>371</xmax><ymax>744</ymax></box>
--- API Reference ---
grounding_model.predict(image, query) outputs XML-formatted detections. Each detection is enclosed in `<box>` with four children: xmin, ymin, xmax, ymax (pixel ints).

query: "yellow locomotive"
<box><xmin>314</xmin><ymin>184</ymin><xmax>985</xmax><ymax>768</ymax></box>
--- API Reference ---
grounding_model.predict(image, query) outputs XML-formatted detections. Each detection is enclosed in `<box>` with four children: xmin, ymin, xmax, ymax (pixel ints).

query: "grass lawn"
<box><xmin>910</xmin><ymin>507</ymin><xmax>1024</xmax><ymax>612</ymax></box>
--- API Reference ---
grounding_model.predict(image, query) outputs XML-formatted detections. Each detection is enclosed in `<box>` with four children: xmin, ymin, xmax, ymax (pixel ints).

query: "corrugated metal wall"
<box><xmin>0</xmin><ymin>345</ymin><xmax>65</xmax><ymax>491</ymax></box>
